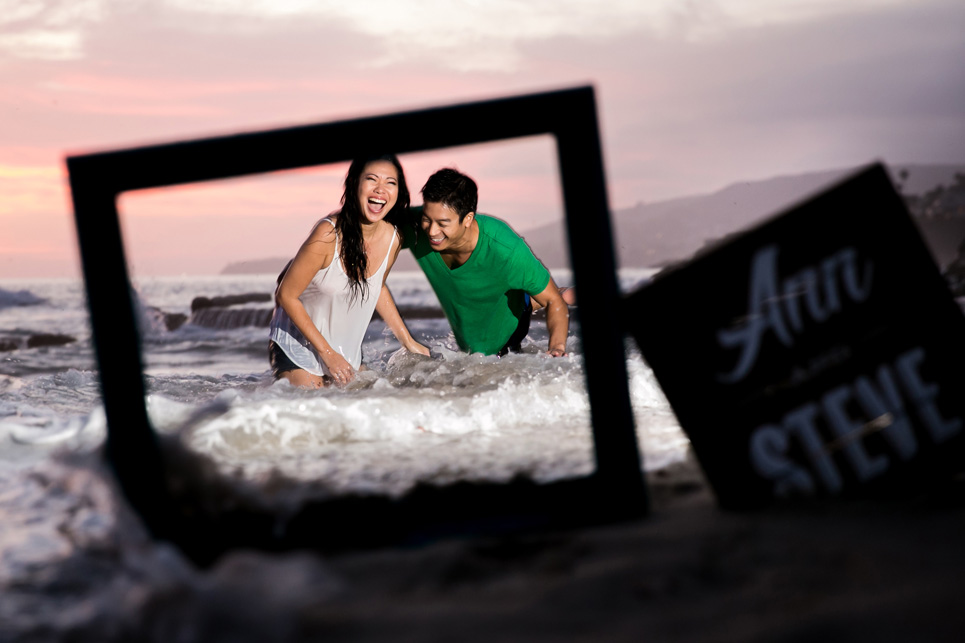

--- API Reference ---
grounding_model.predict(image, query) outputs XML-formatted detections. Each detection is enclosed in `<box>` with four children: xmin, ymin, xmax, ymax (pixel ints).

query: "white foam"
<box><xmin>163</xmin><ymin>347</ymin><xmax>686</xmax><ymax>498</ymax></box>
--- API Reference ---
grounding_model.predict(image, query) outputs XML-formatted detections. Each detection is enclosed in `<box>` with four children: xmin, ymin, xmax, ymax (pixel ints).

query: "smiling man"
<box><xmin>406</xmin><ymin>168</ymin><xmax>569</xmax><ymax>357</ymax></box>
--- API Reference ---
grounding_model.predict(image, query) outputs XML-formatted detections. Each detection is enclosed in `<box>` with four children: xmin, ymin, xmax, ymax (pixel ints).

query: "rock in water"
<box><xmin>27</xmin><ymin>333</ymin><xmax>76</xmax><ymax>349</ymax></box>
<box><xmin>191</xmin><ymin>293</ymin><xmax>272</xmax><ymax>312</ymax></box>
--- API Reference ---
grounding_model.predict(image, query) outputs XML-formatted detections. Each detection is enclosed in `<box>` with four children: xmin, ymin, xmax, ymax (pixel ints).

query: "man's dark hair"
<box><xmin>421</xmin><ymin>168</ymin><xmax>478</xmax><ymax>221</ymax></box>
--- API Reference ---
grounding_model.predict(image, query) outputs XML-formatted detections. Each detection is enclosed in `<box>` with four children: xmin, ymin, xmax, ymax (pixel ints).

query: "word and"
<box><xmin>717</xmin><ymin>245</ymin><xmax>873</xmax><ymax>383</ymax></box>
<box><xmin>749</xmin><ymin>347</ymin><xmax>961</xmax><ymax>496</ymax></box>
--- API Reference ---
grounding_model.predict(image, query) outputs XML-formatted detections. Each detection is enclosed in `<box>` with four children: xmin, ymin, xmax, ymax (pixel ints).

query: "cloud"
<box><xmin>1</xmin><ymin>0</ymin><xmax>922</xmax><ymax>68</ymax></box>
<box><xmin>504</xmin><ymin>0</ymin><xmax>965</xmax><ymax>201</ymax></box>
<box><xmin>32</xmin><ymin>74</ymin><xmax>285</xmax><ymax>117</ymax></box>
<box><xmin>1</xmin><ymin>0</ymin><xmax>962</xmax><ymax>277</ymax></box>
<box><xmin>0</xmin><ymin>0</ymin><xmax>110</xmax><ymax>60</ymax></box>
<box><xmin>0</xmin><ymin>29</ymin><xmax>85</xmax><ymax>60</ymax></box>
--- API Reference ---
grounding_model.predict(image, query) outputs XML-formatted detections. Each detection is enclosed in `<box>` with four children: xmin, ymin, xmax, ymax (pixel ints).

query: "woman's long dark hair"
<box><xmin>336</xmin><ymin>154</ymin><xmax>411</xmax><ymax>303</ymax></box>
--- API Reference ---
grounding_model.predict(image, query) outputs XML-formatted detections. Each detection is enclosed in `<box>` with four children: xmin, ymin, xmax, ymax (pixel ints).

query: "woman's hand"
<box><xmin>321</xmin><ymin>349</ymin><xmax>355</xmax><ymax>385</ymax></box>
<box><xmin>405</xmin><ymin>339</ymin><xmax>431</xmax><ymax>357</ymax></box>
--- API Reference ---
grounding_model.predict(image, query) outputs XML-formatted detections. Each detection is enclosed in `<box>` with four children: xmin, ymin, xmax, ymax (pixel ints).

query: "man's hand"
<box><xmin>531</xmin><ymin>279</ymin><xmax>570</xmax><ymax>358</ymax></box>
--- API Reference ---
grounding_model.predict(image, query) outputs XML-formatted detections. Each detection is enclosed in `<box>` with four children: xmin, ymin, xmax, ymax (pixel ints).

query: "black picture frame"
<box><xmin>67</xmin><ymin>86</ymin><xmax>649</xmax><ymax>565</ymax></box>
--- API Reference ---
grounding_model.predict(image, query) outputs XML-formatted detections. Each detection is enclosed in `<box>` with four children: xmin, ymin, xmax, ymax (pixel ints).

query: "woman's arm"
<box><xmin>275</xmin><ymin>220</ymin><xmax>357</xmax><ymax>383</ymax></box>
<box><xmin>377</xmin><ymin>239</ymin><xmax>431</xmax><ymax>356</ymax></box>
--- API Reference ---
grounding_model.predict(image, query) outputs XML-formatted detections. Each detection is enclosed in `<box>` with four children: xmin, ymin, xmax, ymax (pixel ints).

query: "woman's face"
<box><xmin>356</xmin><ymin>160</ymin><xmax>400</xmax><ymax>224</ymax></box>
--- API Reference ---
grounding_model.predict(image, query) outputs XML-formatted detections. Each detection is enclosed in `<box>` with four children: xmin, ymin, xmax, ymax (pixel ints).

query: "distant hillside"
<box><xmin>223</xmin><ymin>162</ymin><xmax>965</xmax><ymax>274</ymax></box>
<box><xmin>222</xmin><ymin>257</ymin><xmax>290</xmax><ymax>276</ymax></box>
<box><xmin>518</xmin><ymin>162</ymin><xmax>965</xmax><ymax>270</ymax></box>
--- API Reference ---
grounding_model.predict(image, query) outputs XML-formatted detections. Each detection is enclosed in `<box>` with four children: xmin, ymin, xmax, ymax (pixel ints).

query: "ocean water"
<box><xmin>0</xmin><ymin>269</ymin><xmax>688</xmax><ymax>641</ymax></box>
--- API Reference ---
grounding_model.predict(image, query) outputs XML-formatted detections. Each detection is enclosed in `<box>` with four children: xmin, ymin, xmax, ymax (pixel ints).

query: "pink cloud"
<box><xmin>21</xmin><ymin>73</ymin><xmax>284</xmax><ymax>117</ymax></box>
<box><xmin>1</xmin><ymin>0</ymin><xmax>962</xmax><ymax>280</ymax></box>
<box><xmin>0</xmin><ymin>163</ymin><xmax>66</xmax><ymax>216</ymax></box>
<box><xmin>46</xmin><ymin>74</ymin><xmax>280</xmax><ymax>99</ymax></box>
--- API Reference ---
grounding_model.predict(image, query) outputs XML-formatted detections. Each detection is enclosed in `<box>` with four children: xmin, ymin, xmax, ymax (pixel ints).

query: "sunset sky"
<box><xmin>1</xmin><ymin>0</ymin><xmax>963</xmax><ymax>278</ymax></box>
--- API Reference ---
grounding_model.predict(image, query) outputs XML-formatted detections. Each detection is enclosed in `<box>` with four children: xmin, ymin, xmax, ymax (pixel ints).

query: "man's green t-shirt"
<box><xmin>405</xmin><ymin>210</ymin><xmax>550</xmax><ymax>355</ymax></box>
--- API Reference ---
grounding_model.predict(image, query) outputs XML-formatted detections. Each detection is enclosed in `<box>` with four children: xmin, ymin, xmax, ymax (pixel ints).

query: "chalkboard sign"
<box><xmin>625</xmin><ymin>163</ymin><xmax>965</xmax><ymax>509</ymax></box>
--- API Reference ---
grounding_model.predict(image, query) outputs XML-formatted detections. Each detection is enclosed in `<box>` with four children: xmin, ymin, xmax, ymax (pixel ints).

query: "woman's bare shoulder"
<box><xmin>307</xmin><ymin>215</ymin><xmax>338</xmax><ymax>244</ymax></box>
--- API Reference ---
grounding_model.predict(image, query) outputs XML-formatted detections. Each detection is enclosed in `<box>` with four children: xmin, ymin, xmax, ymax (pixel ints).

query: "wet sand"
<box><xmin>9</xmin><ymin>451</ymin><xmax>963</xmax><ymax>642</ymax></box>
<box><xmin>136</xmin><ymin>453</ymin><xmax>962</xmax><ymax>643</ymax></box>
<box><xmin>297</xmin><ymin>457</ymin><xmax>963</xmax><ymax>642</ymax></box>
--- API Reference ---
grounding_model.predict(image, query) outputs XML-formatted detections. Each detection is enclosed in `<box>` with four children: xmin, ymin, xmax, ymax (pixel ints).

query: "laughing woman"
<box><xmin>268</xmin><ymin>154</ymin><xmax>430</xmax><ymax>388</ymax></box>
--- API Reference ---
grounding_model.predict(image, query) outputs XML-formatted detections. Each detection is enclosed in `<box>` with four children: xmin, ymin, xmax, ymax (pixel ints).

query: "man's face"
<box><xmin>421</xmin><ymin>202</ymin><xmax>473</xmax><ymax>252</ymax></box>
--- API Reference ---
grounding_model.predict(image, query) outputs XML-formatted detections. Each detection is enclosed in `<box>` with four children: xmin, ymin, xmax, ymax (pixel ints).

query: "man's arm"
<box><xmin>375</xmin><ymin>283</ymin><xmax>430</xmax><ymax>356</ymax></box>
<box><xmin>530</xmin><ymin>277</ymin><xmax>569</xmax><ymax>357</ymax></box>
<box><xmin>377</xmin><ymin>235</ymin><xmax>430</xmax><ymax>356</ymax></box>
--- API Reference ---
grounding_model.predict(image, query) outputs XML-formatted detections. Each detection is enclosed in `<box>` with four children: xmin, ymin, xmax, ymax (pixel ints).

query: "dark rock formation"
<box><xmin>27</xmin><ymin>333</ymin><xmax>76</xmax><ymax>348</ymax></box>
<box><xmin>162</xmin><ymin>312</ymin><xmax>189</xmax><ymax>332</ymax></box>
<box><xmin>190</xmin><ymin>307</ymin><xmax>274</xmax><ymax>330</ymax></box>
<box><xmin>191</xmin><ymin>293</ymin><xmax>272</xmax><ymax>312</ymax></box>
<box><xmin>943</xmin><ymin>239</ymin><xmax>965</xmax><ymax>297</ymax></box>
<box><xmin>0</xmin><ymin>333</ymin><xmax>77</xmax><ymax>352</ymax></box>
<box><xmin>183</xmin><ymin>291</ymin><xmax>446</xmax><ymax>330</ymax></box>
